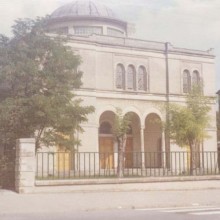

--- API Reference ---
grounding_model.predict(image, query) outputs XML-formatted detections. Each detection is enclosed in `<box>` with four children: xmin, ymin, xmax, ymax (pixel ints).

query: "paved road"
<box><xmin>1</xmin><ymin>206</ymin><xmax>220</xmax><ymax>220</ymax></box>
<box><xmin>2</xmin><ymin>189</ymin><xmax>220</xmax><ymax>213</ymax></box>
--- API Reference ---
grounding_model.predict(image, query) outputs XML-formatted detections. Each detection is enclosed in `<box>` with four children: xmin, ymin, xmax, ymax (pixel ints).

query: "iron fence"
<box><xmin>36</xmin><ymin>151</ymin><xmax>220</xmax><ymax>180</ymax></box>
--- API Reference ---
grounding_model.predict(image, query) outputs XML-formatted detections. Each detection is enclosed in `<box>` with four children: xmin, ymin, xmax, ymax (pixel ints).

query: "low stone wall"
<box><xmin>35</xmin><ymin>175</ymin><xmax>220</xmax><ymax>187</ymax></box>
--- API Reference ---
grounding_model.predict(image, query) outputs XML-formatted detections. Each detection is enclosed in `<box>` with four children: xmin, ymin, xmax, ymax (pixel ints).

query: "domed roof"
<box><xmin>51</xmin><ymin>0</ymin><xmax>117</xmax><ymax>19</ymax></box>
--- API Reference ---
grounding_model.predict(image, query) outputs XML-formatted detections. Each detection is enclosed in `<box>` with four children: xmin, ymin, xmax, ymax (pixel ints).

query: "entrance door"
<box><xmin>145</xmin><ymin>134</ymin><xmax>162</xmax><ymax>168</ymax></box>
<box><xmin>99</xmin><ymin>137</ymin><xmax>114</xmax><ymax>169</ymax></box>
<box><xmin>125</xmin><ymin>137</ymin><xmax>133</xmax><ymax>168</ymax></box>
<box><xmin>145</xmin><ymin>114</ymin><xmax>162</xmax><ymax>168</ymax></box>
<box><xmin>56</xmin><ymin>146</ymin><xmax>70</xmax><ymax>173</ymax></box>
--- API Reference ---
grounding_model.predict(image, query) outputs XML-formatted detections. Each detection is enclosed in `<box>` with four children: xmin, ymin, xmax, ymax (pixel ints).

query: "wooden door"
<box><xmin>125</xmin><ymin>137</ymin><xmax>133</xmax><ymax>168</ymax></box>
<box><xmin>99</xmin><ymin>137</ymin><xmax>114</xmax><ymax>169</ymax></box>
<box><xmin>145</xmin><ymin>134</ymin><xmax>162</xmax><ymax>168</ymax></box>
<box><xmin>56</xmin><ymin>147</ymin><xmax>70</xmax><ymax>173</ymax></box>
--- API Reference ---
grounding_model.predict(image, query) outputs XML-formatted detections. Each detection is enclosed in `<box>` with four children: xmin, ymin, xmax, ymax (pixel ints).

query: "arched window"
<box><xmin>192</xmin><ymin>70</ymin><xmax>200</xmax><ymax>86</ymax></box>
<box><xmin>127</xmin><ymin>65</ymin><xmax>136</xmax><ymax>90</ymax></box>
<box><xmin>99</xmin><ymin>122</ymin><xmax>112</xmax><ymax>134</ymax></box>
<box><xmin>183</xmin><ymin>70</ymin><xmax>191</xmax><ymax>93</ymax></box>
<box><xmin>138</xmin><ymin>66</ymin><xmax>147</xmax><ymax>91</ymax></box>
<box><xmin>116</xmin><ymin>64</ymin><xmax>125</xmax><ymax>89</ymax></box>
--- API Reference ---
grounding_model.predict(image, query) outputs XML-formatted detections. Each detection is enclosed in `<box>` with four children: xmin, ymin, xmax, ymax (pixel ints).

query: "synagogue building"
<box><xmin>45</xmin><ymin>0</ymin><xmax>217</xmax><ymax>169</ymax></box>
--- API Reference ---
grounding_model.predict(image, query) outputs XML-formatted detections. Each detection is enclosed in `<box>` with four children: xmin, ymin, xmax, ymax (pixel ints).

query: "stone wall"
<box><xmin>15</xmin><ymin>139</ymin><xmax>35</xmax><ymax>193</ymax></box>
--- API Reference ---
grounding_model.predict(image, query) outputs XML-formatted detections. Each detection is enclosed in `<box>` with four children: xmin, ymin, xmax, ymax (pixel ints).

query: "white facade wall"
<box><xmin>35</xmin><ymin>1</ymin><xmax>218</xmax><ymax>176</ymax></box>
<box><xmin>69</xmin><ymin>36</ymin><xmax>217</xmax><ymax>155</ymax></box>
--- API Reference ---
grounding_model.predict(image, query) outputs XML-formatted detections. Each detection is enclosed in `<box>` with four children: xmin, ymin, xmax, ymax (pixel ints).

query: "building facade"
<box><xmin>46</xmin><ymin>1</ymin><xmax>217</xmax><ymax>169</ymax></box>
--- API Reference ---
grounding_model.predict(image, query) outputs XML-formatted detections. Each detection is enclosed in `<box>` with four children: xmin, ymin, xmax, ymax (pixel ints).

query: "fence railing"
<box><xmin>36</xmin><ymin>151</ymin><xmax>220</xmax><ymax>180</ymax></box>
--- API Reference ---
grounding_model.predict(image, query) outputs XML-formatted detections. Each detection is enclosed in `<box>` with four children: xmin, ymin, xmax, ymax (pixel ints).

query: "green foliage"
<box><xmin>113</xmin><ymin>108</ymin><xmax>132</xmax><ymax>139</ymax></box>
<box><xmin>0</xmin><ymin>18</ymin><xmax>94</xmax><ymax>150</ymax></box>
<box><xmin>167</xmin><ymin>85</ymin><xmax>211</xmax><ymax>149</ymax></box>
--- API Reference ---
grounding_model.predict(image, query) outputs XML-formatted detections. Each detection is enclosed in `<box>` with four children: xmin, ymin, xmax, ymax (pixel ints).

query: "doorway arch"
<box><xmin>99</xmin><ymin>111</ymin><xmax>115</xmax><ymax>169</ymax></box>
<box><xmin>144</xmin><ymin>113</ymin><xmax>162</xmax><ymax>168</ymax></box>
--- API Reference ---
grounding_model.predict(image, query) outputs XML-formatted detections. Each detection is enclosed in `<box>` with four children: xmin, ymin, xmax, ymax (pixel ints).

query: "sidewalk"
<box><xmin>1</xmin><ymin>177</ymin><xmax>220</xmax><ymax>195</ymax></box>
<box><xmin>1</xmin><ymin>180</ymin><xmax>220</xmax><ymax>214</ymax></box>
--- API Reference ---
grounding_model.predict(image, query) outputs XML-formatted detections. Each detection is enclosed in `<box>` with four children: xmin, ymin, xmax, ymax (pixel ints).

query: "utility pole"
<box><xmin>217</xmin><ymin>90</ymin><xmax>220</xmax><ymax>169</ymax></box>
<box><xmin>165</xmin><ymin>42</ymin><xmax>170</xmax><ymax>168</ymax></box>
<box><xmin>217</xmin><ymin>90</ymin><xmax>220</xmax><ymax>145</ymax></box>
<box><xmin>217</xmin><ymin>90</ymin><xmax>220</xmax><ymax>113</ymax></box>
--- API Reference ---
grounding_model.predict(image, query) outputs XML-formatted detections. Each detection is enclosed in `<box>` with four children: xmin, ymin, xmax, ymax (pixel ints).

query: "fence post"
<box><xmin>15</xmin><ymin>138</ymin><xmax>36</xmax><ymax>193</ymax></box>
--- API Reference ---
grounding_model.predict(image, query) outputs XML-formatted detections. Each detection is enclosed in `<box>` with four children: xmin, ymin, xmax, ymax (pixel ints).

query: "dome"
<box><xmin>48</xmin><ymin>1</ymin><xmax>128</xmax><ymax>37</ymax></box>
<box><xmin>51</xmin><ymin>0</ymin><xmax>118</xmax><ymax>19</ymax></box>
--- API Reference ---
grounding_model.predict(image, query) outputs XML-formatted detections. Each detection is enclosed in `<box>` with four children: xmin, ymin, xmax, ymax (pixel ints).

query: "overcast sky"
<box><xmin>0</xmin><ymin>0</ymin><xmax>219</xmax><ymax>90</ymax></box>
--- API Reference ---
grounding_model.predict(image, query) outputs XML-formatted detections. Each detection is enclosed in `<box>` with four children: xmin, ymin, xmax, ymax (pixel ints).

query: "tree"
<box><xmin>0</xmin><ymin>18</ymin><xmax>94</xmax><ymax>151</ymax></box>
<box><xmin>166</xmin><ymin>85</ymin><xmax>211</xmax><ymax>174</ymax></box>
<box><xmin>113</xmin><ymin>108</ymin><xmax>132</xmax><ymax>178</ymax></box>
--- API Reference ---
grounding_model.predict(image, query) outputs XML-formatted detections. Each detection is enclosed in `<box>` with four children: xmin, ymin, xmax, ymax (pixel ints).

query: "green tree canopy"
<box><xmin>168</xmin><ymin>86</ymin><xmax>211</xmax><ymax>149</ymax></box>
<box><xmin>165</xmin><ymin>85</ymin><xmax>212</xmax><ymax>173</ymax></box>
<box><xmin>0</xmin><ymin>18</ymin><xmax>94</xmax><ymax>151</ymax></box>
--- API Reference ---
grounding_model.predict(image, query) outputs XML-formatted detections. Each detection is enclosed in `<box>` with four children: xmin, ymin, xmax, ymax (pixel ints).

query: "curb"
<box><xmin>35</xmin><ymin>175</ymin><xmax>220</xmax><ymax>186</ymax></box>
<box><xmin>31</xmin><ymin>176</ymin><xmax>220</xmax><ymax>194</ymax></box>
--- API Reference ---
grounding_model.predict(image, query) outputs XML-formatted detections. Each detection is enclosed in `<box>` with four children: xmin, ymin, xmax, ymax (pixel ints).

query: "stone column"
<box><xmin>140</xmin><ymin>127</ymin><xmax>145</xmax><ymax>169</ymax></box>
<box><xmin>15</xmin><ymin>138</ymin><xmax>36</xmax><ymax>193</ymax></box>
<box><xmin>162</xmin><ymin>132</ymin><xmax>166</xmax><ymax>168</ymax></box>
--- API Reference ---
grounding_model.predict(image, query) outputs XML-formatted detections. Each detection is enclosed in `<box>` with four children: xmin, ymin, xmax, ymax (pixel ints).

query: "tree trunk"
<box><xmin>117</xmin><ymin>134</ymin><xmax>127</xmax><ymax>178</ymax></box>
<box><xmin>189</xmin><ymin>143</ymin><xmax>196</xmax><ymax>175</ymax></box>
